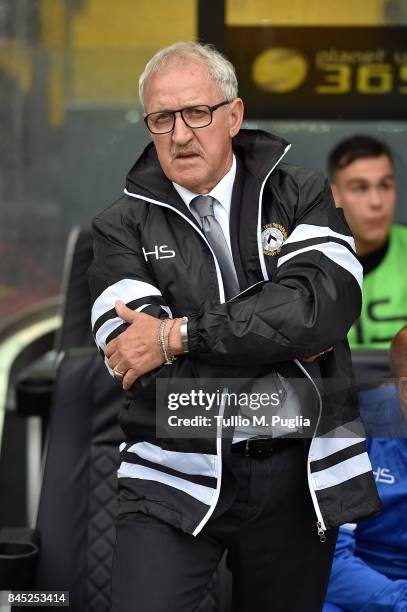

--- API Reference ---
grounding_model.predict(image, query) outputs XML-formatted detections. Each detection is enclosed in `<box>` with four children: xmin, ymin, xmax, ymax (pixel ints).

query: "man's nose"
<box><xmin>368</xmin><ymin>187</ymin><xmax>383</xmax><ymax>209</ymax></box>
<box><xmin>171</xmin><ymin>112</ymin><xmax>194</xmax><ymax>144</ymax></box>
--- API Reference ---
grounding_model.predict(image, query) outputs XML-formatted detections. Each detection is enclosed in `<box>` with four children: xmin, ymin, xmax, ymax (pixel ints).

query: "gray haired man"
<box><xmin>88</xmin><ymin>42</ymin><xmax>380</xmax><ymax>611</ymax></box>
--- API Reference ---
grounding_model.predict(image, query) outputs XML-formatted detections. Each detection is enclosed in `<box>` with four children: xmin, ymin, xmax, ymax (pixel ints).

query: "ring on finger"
<box><xmin>113</xmin><ymin>365</ymin><xmax>125</xmax><ymax>380</ymax></box>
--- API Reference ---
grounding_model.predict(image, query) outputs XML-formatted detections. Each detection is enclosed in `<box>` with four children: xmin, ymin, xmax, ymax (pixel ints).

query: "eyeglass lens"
<box><xmin>148</xmin><ymin>105</ymin><xmax>212</xmax><ymax>133</ymax></box>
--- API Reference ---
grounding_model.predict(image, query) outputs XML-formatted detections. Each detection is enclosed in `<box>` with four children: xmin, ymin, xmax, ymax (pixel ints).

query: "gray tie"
<box><xmin>190</xmin><ymin>195</ymin><xmax>240</xmax><ymax>300</ymax></box>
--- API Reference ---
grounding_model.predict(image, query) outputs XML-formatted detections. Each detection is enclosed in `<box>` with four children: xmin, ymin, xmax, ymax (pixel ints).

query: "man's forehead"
<box><xmin>337</xmin><ymin>155</ymin><xmax>395</xmax><ymax>183</ymax></box>
<box><xmin>148</xmin><ymin>59</ymin><xmax>212</xmax><ymax>88</ymax></box>
<box><xmin>144</xmin><ymin>60</ymin><xmax>219</xmax><ymax>109</ymax></box>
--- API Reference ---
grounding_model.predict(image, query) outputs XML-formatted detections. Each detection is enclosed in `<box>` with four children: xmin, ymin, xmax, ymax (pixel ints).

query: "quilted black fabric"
<box><xmin>33</xmin><ymin>350</ymin><xmax>122</xmax><ymax>611</ymax></box>
<box><xmin>85</xmin><ymin>446</ymin><xmax>118</xmax><ymax>612</ymax></box>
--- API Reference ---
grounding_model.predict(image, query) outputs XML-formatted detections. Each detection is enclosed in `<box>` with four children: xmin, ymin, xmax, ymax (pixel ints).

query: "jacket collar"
<box><xmin>232</xmin><ymin>129</ymin><xmax>290</xmax><ymax>183</ymax></box>
<box><xmin>125</xmin><ymin>129</ymin><xmax>291</xmax><ymax>207</ymax></box>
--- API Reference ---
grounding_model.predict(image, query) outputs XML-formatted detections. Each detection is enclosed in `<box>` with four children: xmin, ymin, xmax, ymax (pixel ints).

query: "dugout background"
<box><xmin>1</xmin><ymin>0</ymin><xmax>407</xmax><ymax>325</ymax></box>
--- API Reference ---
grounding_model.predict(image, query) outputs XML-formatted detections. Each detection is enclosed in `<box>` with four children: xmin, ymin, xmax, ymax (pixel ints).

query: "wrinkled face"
<box><xmin>143</xmin><ymin>59</ymin><xmax>243</xmax><ymax>194</ymax></box>
<box><xmin>331</xmin><ymin>155</ymin><xmax>396</xmax><ymax>255</ymax></box>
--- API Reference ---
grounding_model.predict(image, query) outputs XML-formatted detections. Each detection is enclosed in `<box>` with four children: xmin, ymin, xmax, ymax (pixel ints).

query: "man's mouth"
<box><xmin>365</xmin><ymin>216</ymin><xmax>387</xmax><ymax>227</ymax></box>
<box><xmin>175</xmin><ymin>152</ymin><xmax>200</xmax><ymax>159</ymax></box>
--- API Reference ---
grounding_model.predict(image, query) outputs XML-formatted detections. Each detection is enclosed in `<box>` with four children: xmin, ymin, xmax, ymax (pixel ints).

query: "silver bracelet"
<box><xmin>167</xmin><ymin>318</ymin><xmax>177</xmax><ymax>363</ymax></box>
<box><xmin>159</xmin><ymin>319</ymin><xmax>173</xmax><ymax>365</ymax></box>
<box><xmin>180</xmin><ymin>316</ymin><xmax>189</xmax><ymax>353</ymax></box>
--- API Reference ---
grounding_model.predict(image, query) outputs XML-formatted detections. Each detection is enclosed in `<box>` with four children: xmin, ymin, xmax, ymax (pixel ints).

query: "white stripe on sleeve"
<box><xmin>126</xmin><ymin>442</ymin><xmax>218</xmax><ymax>478</ymax></box>
<box><xmin>282</xmin><ymin>223</ymin><xmax>356</xmax><ymax>249</ymax></box>
<box><xmin>117</xmin><ymin>462</ymin><xmax>215</xmax><ymax>506</ymax></box>
<box><xmin>277</xmin><ymin>242</ymin><xmax>363</xmax><ymax>289</ymax></box>
<box><xmin>311</xmin><ymin>453</ymin><xmax>372</xmax><ymax>490</ymax></box>
<box><xmin>309</xmin><ymin>436</ymin><xmax>365</xmax><ymax>463</ymax></box>
<box><xmin>91</xmin><ymin>279</ymin><xmax>162</xmax><ymax>328</ymax></box>
<box><xmin>95</xmin><ymin>303</ymin><xmax>173</xmax><ymax>350</ymax></box>
<box><xmin>96</xmin><ymin>316</ymin><xmax>124</xmax><ymax>350</ymax></box>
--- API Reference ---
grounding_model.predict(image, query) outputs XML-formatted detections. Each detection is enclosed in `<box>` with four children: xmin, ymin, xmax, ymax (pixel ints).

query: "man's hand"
<box><xmin>104</xmin><ymin>301</ymin><xmax>164</xmax><ymax>390</ymax></box>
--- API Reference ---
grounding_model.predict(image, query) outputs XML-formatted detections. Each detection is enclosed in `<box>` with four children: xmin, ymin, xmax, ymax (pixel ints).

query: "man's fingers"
<box><xmin>104</xmin><ymin>338</ymin><xmax>117</xmax><ymax>358</ymax></box>
<box><xmin>122</xmin><ymin>368</ymin><xmax>139</xmax><ymax>390</ymax></box>
<box><xmin>115</xmin><ymin>300</ymin><xmax>137</xmax><ymax>322</ymax></box>
<box><xmin>107</xmin><ymin>356</ymin><xmax>121</xmax><ymax>371</ymax></box>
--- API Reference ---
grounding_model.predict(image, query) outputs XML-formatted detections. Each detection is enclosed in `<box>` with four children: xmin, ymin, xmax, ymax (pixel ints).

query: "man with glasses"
<box><xmin>88</xmin><ymin>42</ymin><xmax>379</xmax><ymax>612</ymax></box>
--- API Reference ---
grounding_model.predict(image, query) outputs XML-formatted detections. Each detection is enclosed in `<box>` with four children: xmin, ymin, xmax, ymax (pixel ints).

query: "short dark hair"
<box><xmin>328</xmin><ymin>135</ymin><xmax>393</xmax><ymax>180</ymax></box>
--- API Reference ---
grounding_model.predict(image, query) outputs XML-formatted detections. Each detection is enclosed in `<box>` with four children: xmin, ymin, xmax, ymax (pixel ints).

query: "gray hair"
<box><xmin>138</xmin><ymin>41</ymin><xmax>238</xmax><ymax>109</ymax></box>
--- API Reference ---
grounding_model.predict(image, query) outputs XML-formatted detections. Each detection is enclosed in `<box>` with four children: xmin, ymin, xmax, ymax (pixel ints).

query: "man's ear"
<box><xmin>398</xmin><ymin>377</ymin><xmax>407</xmax><ymax>418</ymax></box>
<box><xmin>331</xmin><ymin>183</ymin><xmax>341</xmax><ymax>208</ymax></box>
<box><xmin>228</xmin><ymin>97</ymin><xmax>244</xmax><ymax>138</ymax></box>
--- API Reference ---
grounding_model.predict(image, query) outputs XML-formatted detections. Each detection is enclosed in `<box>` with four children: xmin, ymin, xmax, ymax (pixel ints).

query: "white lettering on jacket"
<box><xmin>142</xmin><ymin>245</ymin><xmax>176</xmax><ymax>261</ymax></box>
<box><xmin>373</xmin><ymin>466</ymin><xmax>396</xmax><ymax>485</ymax></box>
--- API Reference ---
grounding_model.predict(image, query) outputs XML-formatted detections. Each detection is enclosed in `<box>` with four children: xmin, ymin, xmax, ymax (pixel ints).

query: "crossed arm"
<box><xmin>90</xmin><ymin>176</ymin><xmax>361</xmax><ymax>389</ymax></box>
<box><xmin>104</xmin><ymin>301</ymin><xmax>331</xmax><ymax>389</ymax></box>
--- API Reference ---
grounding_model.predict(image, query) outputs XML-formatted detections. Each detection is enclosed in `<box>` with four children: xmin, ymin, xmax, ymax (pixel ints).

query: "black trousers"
<box><xmin>111</xmin><ymin>441</ymin><xmax>338</xmax><ymax>612</ymax></box>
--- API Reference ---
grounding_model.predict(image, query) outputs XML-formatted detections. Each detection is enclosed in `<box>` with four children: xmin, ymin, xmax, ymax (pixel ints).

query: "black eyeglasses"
<box><xmin>144</xmin><ymin>100</ymin><xmax>232</xmax><ymax>134</ymax></box>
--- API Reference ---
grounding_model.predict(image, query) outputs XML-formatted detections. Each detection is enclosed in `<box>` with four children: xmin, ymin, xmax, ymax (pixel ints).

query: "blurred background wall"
<box><xmin>1</xmin><ymin>0</ymin><xmax>406</xmax><ymax>324</ymax></box>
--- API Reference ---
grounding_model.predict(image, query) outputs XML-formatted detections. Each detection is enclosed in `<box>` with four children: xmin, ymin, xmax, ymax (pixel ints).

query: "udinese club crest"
<box><xmin>261</xmin><ymin>223</ymin><xmax>287</xmax><ymax>256</ymax></box>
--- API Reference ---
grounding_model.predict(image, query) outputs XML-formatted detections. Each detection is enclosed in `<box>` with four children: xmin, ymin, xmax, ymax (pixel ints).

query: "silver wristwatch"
<box><xmin>180</xmin><ymin>316</ymin><xmax>189</xmax><ymax>353</ymax></box>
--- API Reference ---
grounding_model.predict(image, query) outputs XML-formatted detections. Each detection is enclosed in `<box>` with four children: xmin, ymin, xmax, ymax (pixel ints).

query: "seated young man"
<box><xmin>328</xmin><ymin>135</ymin><xmax>407</xmax><ymax>349</ymax></box>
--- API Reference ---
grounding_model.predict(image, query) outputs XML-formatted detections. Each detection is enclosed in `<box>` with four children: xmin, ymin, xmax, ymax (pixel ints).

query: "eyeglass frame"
<box><xmin>143</xmin><ymin>99</ymin><xmax>232</xmax><ymax>134</ymax></box>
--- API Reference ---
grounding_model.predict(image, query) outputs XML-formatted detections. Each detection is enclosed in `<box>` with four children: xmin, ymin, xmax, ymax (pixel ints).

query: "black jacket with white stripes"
<box><xmin>88</xmin><ymin>129</ymin><xmax>381</xmax><ymax>537</ymax></box>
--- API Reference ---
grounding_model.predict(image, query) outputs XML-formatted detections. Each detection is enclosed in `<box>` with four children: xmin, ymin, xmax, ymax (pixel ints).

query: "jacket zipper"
<box><xmin>192</xmin><ymin>387</ymin><xmax>227</xmax><ymax>536</ymax></box>
<box><xmin>294</xmin><ymin>359</ymin><xmax>327</xmax><ymax>539</ymax></box>
<box><xmin>257</xmin><ymin>144</ymin><xmax>291</xmax><ymax>281</ymax></box>
<box><xmin>228</xmin><ymin>280</ymin><xmax>266</xmax><ymax>301</ymax></box>
<box><xmin>247</xmin><ymin>142</ymin><xmax>326</xmax><ymax>537</ymax></box>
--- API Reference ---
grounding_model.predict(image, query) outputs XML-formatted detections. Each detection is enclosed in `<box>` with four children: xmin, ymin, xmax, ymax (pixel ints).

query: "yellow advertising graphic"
<box><xmin>252</xmin><ymin>48</ymin><xmax>308</xmax><ymax>93</ymax></box>
<box><xmin>227</xmin><ymin>27</ymin><xmax>407</xmax><ymax>118</ymax></box>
